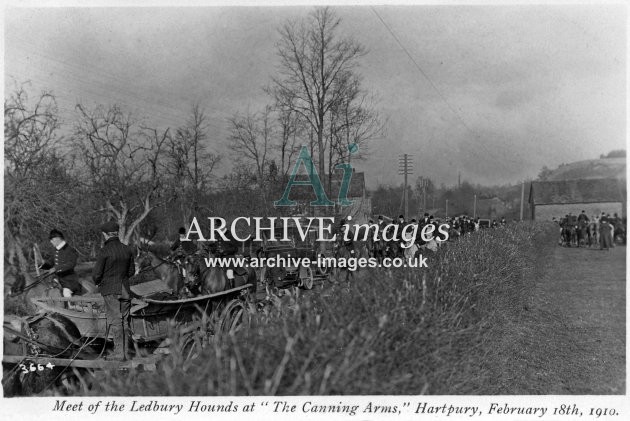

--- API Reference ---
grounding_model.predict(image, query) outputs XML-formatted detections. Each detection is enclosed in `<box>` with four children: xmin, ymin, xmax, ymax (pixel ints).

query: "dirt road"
<box><xmin>496</xmin><ymin>244</ymin><xmax>625</xmax><ymax>394</ymax></box>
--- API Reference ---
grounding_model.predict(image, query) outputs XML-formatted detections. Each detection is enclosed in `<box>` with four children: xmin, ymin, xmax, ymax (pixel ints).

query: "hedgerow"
<box><xmin>60</xmin><ymin>222</ymin><xmax>557</xmax><ymax>395</ymax></box>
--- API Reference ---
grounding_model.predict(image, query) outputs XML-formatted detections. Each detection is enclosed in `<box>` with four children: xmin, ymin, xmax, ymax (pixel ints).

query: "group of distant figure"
<box><xmin>553</xmin><ymin>211</ymin><xmax>626</xmax><ymax>251</ymax></box>
<box><xmin>338</xmin><ymin>213</ymin><xmax>515</xmax><ymax>261</ymax></box>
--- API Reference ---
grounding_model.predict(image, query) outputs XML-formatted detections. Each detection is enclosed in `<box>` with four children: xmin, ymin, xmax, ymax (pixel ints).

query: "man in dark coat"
<box><xmin>577</xmin><ymin>210</ymin><xmax>589</xmax><ymax>224</ymax></box>
<box><xmin>92</xmin><ymin>221</ymin><xmax>135</xmax><ymax>361</ymax></box>
<box><xmin>420</xmin><ymin>213</ymin><xmax>430</xmax><ymax>227</ymax></box>
<box><xmin>39</xmin><ymin>229</ymin><xmax>81</xmax><ymax>297</ymax></box>
<box><xmin>170</xmin><ymin>227</ymin><xmax>198</xmax><ymax>257</ymax></box>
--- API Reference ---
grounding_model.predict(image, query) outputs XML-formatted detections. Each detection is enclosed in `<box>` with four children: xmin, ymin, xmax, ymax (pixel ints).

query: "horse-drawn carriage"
<box><xmin>3</xmin><ymin>270</ymin><xmax>254</xmax><ymax>394</ymax></box>
<box><xmin>258</xmin><ymin>219</ymin><xmax>331</xmax><ymax>291</ymax></box>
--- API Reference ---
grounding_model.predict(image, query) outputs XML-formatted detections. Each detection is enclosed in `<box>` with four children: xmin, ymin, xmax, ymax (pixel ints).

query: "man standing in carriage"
<box><xmin>39</xmin><ymin>229</ymin><xmax>82</xmax><ymax>297</ymax></box>
<box><xmin>92</xmin><ymin>221</ymin><xmax>136</xmax><ymax>361</ymax></box>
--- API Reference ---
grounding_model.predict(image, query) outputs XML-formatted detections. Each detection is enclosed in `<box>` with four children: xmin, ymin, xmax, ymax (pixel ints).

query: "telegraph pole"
<box><xmin>520</xmin><ymin>181</ymin><xmax>525</xmax><ymax>221</ymax></box>
<box><xmin>445</xmin><ymin>199</ymin><xmax>449</xmax><ymax>218</ymax></box>
<box><xmin>473</xmin><ymin>194</ymin><xmax>477</xmax><ymax>219</ymax></box>
<box><xmin>418</xmin><ymin>176</ymin><xmax>429</xmax><ymax>215</ymax></box>
<box><xmin>398</xmin><ymin>154</ymin><xmax>413</xmax><ymax>218</ymax></box>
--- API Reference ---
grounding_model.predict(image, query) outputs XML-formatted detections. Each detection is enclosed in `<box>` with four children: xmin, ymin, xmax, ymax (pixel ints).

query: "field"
<box><xmin>489</xmin><ymin>243</ymin><xmax>625</xmax><ymax>394</ymax></box>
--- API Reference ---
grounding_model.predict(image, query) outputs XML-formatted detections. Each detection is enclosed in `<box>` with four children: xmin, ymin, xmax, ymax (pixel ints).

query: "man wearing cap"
<box><xmin>39</xmin><ymin>229</ymin><xmax>81</xmax><ymax>297</ymax></box>
<box><xmin>92</xmin><ymin>221</ymin><xmax>136</xmax><ymax>361</ymax></box>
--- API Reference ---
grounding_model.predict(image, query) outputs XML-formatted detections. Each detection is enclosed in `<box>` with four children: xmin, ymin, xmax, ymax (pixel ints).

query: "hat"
<box><xmin>100</xmin><ymin>221</ymin><xmax>119</xmax><ymax>233</ymax></box>
<box><xmin>424</xmin><ymin>212</ymin><xmax>429</xmax><ymax>217</ymax></box>
<box><xmin>178</xmin><ymin>227</ymin><xmax>186</xmax><ymax>235</ymax></box>
<box><xmin>49</xmin><ymin>229</ymin><xmax>64</xmax><ymax>240</ymax></box>
<box><xmin>378</xmin><ymin>215</ymin><xmax>383</xmax><ymax>220</ymax></box>
<box><xmin>399</xmin><ymin>215</ymin><xmax>404</xmax><ymax>219</ymax></box>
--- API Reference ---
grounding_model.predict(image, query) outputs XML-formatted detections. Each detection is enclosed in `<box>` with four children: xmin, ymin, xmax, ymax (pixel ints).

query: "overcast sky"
<box><xmin>4</xmin><ymin>3</ymin><xmax>626</xmax><ymax>188</ymax></box>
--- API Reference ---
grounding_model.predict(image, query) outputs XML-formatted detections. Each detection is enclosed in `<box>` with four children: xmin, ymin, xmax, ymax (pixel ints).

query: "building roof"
<box><xmin>284</xmin><ymin>170</ymin><xmax>366</xmax><ymax>201</ymax></box>
<box><xmin>529</xmin><ymin>178</ymin><xmax>626</xmax><ymax>205</ymax></box>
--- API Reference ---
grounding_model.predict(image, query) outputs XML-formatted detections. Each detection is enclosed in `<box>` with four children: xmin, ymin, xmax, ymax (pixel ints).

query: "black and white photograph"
<box><xmin>2</xmin><ymin>0</ymin><xmax>628</xmax><ymax>419</ymax></box>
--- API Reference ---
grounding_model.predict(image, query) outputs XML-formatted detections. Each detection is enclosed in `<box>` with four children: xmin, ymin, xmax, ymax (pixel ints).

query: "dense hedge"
<box><xmin>64</xmin><ymin>222</ymin><xmax>557</xmax><ymax>395</ymax></box>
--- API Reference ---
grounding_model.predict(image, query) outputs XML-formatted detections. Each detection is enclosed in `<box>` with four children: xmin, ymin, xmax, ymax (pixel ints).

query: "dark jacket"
<box><xmin>214</xmin><ymin>232</ymin><xmax>240</xmax><ymax>257</ymax></box>
<box><xmin>41</xmin><ymin>243</ymin><xmax>81</xmax><ymax>293</ymax></box>
<box><xmin>170</xmin><ymin>238</ymin><xmax>198</xmax><ymax>255</ymax></box>
<box><xmin>92</xmin><ymin>237</ymin><xmax>135</xmax><ymax>296</ymax></box>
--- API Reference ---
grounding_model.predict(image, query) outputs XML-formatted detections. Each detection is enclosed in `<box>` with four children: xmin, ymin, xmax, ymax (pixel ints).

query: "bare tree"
<box><xmin>4</xmin><ymin>85</ymin><xmax>60</xmax><ymax>177</ymax></box>
<box><xmin>275</xmin><ymin>105</ymin><xmax>302</xmax><ymax>180</ymax></box>
<box><xmin>270</xmin><ymin>7</ymin><xmax>367</xmax><ymax>179</ymax></box>
<box><xmin>73</xmin><ymin>103</ymin><xmax>170</xmax><ymax>244</ymax></box>
<box><xmin>166</xmin><ymin>104</ymin><xmax>220</xmax><ymax>223</ymax></box>
<box><xmin>4</xmin><ymin>85</ymin><xmax>88</xmax><ymax>281</ymax></box>
<box><xmin>227</xmin><ymin>106</ymin><xmax>274</xmax><ymax>204</ymax></box>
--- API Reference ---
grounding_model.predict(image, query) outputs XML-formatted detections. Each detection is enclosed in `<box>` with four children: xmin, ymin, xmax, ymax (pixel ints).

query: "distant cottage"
<box><xmin>528</xmin><ymin>178</ymin><xmax>626</xmax><ymax>221</ymax></box>
<box><xmin>284</xmin><ymin>170</ymin><xmax>372</xmax><ymax>222</ymax></box>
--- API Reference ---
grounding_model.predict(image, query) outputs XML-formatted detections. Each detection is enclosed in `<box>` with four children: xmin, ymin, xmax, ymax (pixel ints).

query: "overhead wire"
<box><xmin>369</xmin><ymin>7</ymin><xmax>525</xmax><ymax>172</ymax></box>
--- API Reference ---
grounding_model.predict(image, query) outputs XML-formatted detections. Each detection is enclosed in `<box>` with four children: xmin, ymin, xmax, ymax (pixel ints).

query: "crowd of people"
<box><xmin>553</xmin><ymin>210</ymin><xmax>626</xmax><ymax>251</ymax></box>
<box><xmin>31</xmin><ymin>211</ymin><xmax>524</xmax><ymax>360</ymax></box>
<box><xmin>335</xmin><ymin>212</ymin><xmax>515</xmax><ymax>258</ymax></box>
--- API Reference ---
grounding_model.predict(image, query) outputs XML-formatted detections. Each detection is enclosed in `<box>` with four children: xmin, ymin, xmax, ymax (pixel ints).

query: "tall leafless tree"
<box><xmin>270</xmin><ymin>7</ymin><xmax>368</xmax><ymax>179</ymax></box>
<box><xmin>73</xmin><ymin>103</ymin><xmax>170</xmax><ymax>244</ymax></box>
<box><xmin>227</xmin><ymin>106</ymin><xmax>274</xmax><ymax>205</ymax></box>
<box><xmin>166</xmin><ymin>104</ymin><xmax>220</xmax><ymax>224</ymax></box>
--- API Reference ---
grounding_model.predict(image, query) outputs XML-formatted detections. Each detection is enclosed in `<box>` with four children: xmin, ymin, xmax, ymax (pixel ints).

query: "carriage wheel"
<box><xmin>300</xmin><ymin>266</ymin><xmax>314</xmax><ymax>290</ymax></box>
<box><xmin>216</xmin><ymin>299</ymin><xmax>247</xmax><ymax>337</ymax></box>
<box><xmin>316</xmin><ymin>253</ymin><xmax>329</xmax><ymax>276</ymax></box>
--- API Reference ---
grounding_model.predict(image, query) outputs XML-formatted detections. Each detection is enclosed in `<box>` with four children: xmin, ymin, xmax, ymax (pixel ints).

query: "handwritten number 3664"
<box><xmin>19</xmin><ymin>362</ymin><xmax>55</xmax><ymax>374</ymax></box>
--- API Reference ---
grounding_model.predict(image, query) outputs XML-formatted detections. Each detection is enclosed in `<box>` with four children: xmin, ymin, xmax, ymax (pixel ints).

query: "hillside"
<box><xmin>547</xmin><ymin>158</ymin><xmax>626</xmax><ymax>181</ymax></box>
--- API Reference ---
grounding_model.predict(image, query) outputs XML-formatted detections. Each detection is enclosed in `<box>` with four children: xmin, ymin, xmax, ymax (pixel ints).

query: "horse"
<box><xmin>613</xmin><ymin>221</ymin><xmax>626</xmax><ymax>245</ymax></box>
<box><xmin>184</xmin><ymin>252</ymin><xmax>256</xmax><ymax>296</ymax></box>
<box><xmin>3</xmin><ymin>312</ymin><xmax>95</xmax><ymax>396</ymax></box>
<box><xmin>588</xmin><ymin>222</ymin><xmax>599</xmax><ymax>248</ymax></box>
<box><xmin>561</xmin><ymin>225</ymin><xmax>577</xmax><ymax>247</ymax></box>
<box><xmin>368</xmin><ymin>237</ymin><xmax>386</xmax><ymax>263</ymax></box>
<box><xmin>385</xmin><ymin>239</ymin><xmax>403</xmax><ymax>259</ymax></box>
<box><xmin>136</xmin><ymin>249</ymin><xmax>185</xmax><ymax>295</ymax></box>
<box><xmin>9</xmin><ymin>272</ymin><xmax>62</xmax><ymax>312</ymax></box>
<box><xmin>402</xmin><ymin>239</ymin><xmax>419</xmax><ymax>260</ymax></box>
<box><xmin>577</xmin><ymin>220</ymin><xmax>589</xmax><ymax>247</ymax></box>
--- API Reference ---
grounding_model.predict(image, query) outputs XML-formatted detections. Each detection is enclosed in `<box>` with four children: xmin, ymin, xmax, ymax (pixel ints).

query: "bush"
<box><xmin>64</xmin><ymin>222</ymin><xmax>557</xmax><ymax>395</ymax></box>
